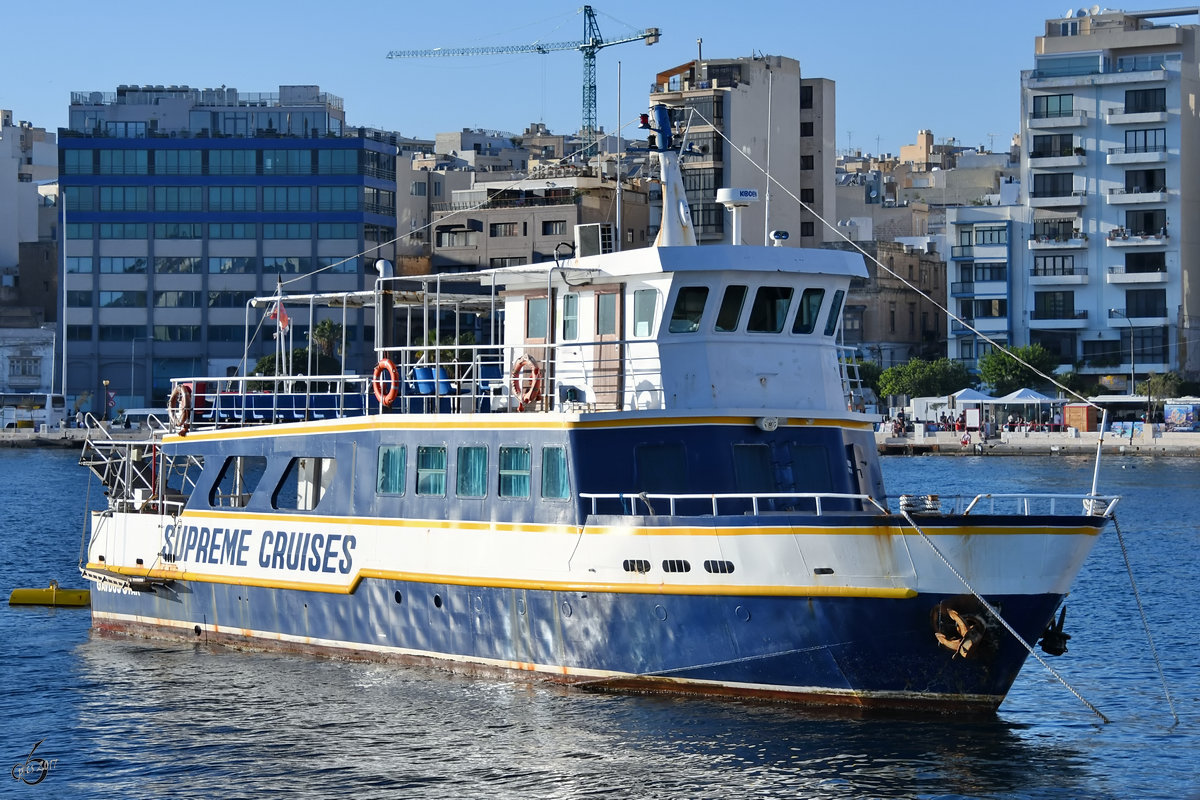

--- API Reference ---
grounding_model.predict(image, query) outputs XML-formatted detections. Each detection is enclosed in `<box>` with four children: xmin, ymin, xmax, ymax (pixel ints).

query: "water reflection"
<box><xmin>65</xmin><ymin>634</ymin><xmax>1110</xmax><ymax>799</ymax></box>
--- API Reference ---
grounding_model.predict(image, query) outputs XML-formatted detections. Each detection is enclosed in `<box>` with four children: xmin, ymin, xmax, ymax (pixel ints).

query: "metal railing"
<box><xmin>580</xmin><ymin>492</ymin><xmax>890</xmax><ymax>517</ymax></box>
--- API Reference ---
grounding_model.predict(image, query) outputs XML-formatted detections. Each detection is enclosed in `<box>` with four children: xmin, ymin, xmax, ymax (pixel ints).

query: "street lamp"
<box><xmin>1109</xmin><ymin>308</ymin><xmax>1135</xmax><ymax>395</ymax></box>
<box><xmin>101</xmin><ymin>379</ymin><xmax>110</xmax><ymax>422</ymax></box>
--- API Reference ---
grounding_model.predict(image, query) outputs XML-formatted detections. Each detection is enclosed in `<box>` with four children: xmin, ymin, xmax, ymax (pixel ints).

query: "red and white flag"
<box><xmin>268</xmin><ymin>299</ymin><xmax>290</xmax><ymax>332</ymax></box>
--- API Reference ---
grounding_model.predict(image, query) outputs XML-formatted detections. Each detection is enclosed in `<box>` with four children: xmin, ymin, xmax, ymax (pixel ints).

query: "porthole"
<box><xmin>662</xmin><ymin>559</ymin><xmax>691</xmax><ymax>573</ymax></box>
<box><xmin>623</xmin><ymin>559</ymin><xmax>651</xmax><ymax>574</ymax></box>
<box><xmin>394</xmin><ymin>590</ymin><xmax>403</xmax><ymax>604</ymax></box>
<box><xmin>433</xmin><ymin>593</ymin><xmax>443</xmax><ymax>608</ymax></box>
<box><xmin>813</xmin><ymin>567</ymin><xmax>834</xmax><ymax>575</ymax></box>
<box><xmin>703</xmin><ymin>560</ymin><xmax>735</xmax><ymax>574</ymax></box>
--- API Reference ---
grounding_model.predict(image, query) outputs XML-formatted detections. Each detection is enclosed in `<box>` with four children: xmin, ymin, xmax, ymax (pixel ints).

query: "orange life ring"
<box><xmin>168</xmin><ymin>383</ymin><xmax>192</xmax><ymax>435</ymax></box>
<box><xmin>510</xmin><ymin>354</ymin><xmax>543</xmax><ymax>412</ymax></box>
<box><xmin>372</xmin><ymin>359</ymin><xmax>400</xmax><ymax>407</ymax></box>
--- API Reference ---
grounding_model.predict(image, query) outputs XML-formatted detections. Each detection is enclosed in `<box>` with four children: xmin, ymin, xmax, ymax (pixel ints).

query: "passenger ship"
<box><xmin>80</xmin><ymin>105</ymin><xmax>1114</xmax><ymax>713</ymax></box>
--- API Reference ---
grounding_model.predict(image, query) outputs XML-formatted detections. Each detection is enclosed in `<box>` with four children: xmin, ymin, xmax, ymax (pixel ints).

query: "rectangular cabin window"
<box><xmin>597</xmin><ymin>292</ymin><xmax>617</xmax><ymax>336</ymax></box>
<box><xmin>733</xmin><ymin>444</ymin><xmax>774</xmax><ymax>492</ymax></box>
<box><xmin>456</xmin><ymin>445</ymin><xmax>488</xmax><ymax>498</ymax></box>
<box><xmin>562</xmin><ymin>293</ymin><xmax>578</xmax><ymax>340</ymax></box>
<box><xmin>823</xmin><ymin>289</ymin><xmax>845</xmax><ymax>336</ymax></box>
<box><xmin>541</xmin><ymin>446</ymin><xmax>570</xmax><ymax>500</ymax></box>
<box><xmin>499</xmin><ymin>446</ymin><xmax>531</xmax><ymax>498</ymax></box>
<box><xmin>747</xmin><ymin>286</ymin><xmax>794</xmax><ymax>333</ymax></box>
<box><xmin>635</xmin><ymin>443</ymin><xmax>688</xmax><ymax>494</ymax></box>
<box><xmin>792</xmin><ymin>288</ymin><xmax>826</xmax><ymax>334</ymax></box>
<box><xmin>715</xmin><ymin>285</ymin><xmax>747</xmax><ymax>332</ymax></box>
<box><xmin>416</xmin><ymin>446</ymin><xmax>447</xmax><ymax>496</ymax></box>
<box><xmin>376</xmin><ymin>445</ymin><xmax>406</xmax><ymax>495</ymax></box>
<box><xmin>668</xmin><ymin>286</ymin><xmax>709</xmax><ymax>333</ymax></box>
<box><xmin>633</xmin><ymin>289</ymin><xmax>657</xmax><ymax>337</ymax></box>
<box><xmin>526</xmin><ymin>296</ymin><xmax>548</xmax><ymax>340</ymax></box>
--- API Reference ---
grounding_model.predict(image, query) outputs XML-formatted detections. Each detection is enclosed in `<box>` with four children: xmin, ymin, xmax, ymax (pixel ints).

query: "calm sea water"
<box><xmin>1</xmin><ymin>446</ymin><xmax>1196</xmax><ymax>798</ymax></box>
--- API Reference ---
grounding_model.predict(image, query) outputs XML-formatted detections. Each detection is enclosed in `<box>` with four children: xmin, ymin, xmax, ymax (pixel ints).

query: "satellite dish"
<box><xmin>1077</xmin><ymin>7</ymin><xmax>1088</xmax><ymax>16</ymax></box>
<box><xmin>1064</xmin><ymin>8</ymin><xmax>1075</xmax><ymax>17</ymax></box>
<box><xmin>1091</xmin><ymin>4</ymin><xmax>1100</xmax><ymax>13</ymax></box>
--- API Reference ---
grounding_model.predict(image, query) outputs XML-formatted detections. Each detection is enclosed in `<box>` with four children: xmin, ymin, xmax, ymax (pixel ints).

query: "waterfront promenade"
<box><xmin>877</xmin><ymin>425</ymin><xmax>1200</xmax><ymax>457</ymax></box>
<box><xmin>5</xmin><ymin>423</ymin><xmax>1198</xmax><ymax>457</ymax></box>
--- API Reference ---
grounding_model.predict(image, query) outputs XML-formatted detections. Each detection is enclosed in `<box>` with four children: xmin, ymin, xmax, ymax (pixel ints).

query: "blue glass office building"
<box><xmin>59</xmin><ymin>85</ymin><xmax>396</xmax><ymax>408</ymax></box>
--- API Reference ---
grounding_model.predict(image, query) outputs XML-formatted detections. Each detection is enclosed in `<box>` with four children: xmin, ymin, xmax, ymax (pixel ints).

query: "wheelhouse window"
<box><xmin>541</xmin><ymin>446</ymin><xmax>570</xmax><ymax>500</ymax></box>
<box><xmin>668</xmin><ymin>286</ymin><xmax>709</xmax><ymax>333</ymax></box>
<box><xmin>747</xmin><ymin>286</ymin><xmax>793</xmax><ymax>333</ymax></box>
<box><xmin>416</xmin><ymin>446</ymin><xmax>447</xmax><ymax>496</ymax></box>
<box><xmin>377</xmin><ymin>445</ymin><xmax>406</xmax><ymax>495</ymax></box>
<box><xmin>792</xmin><ymin>288</ymin><xmax>825</xmax><ymax>334</ymax></box>
<box><xmin>823</xmin><ymin>290</ymin><xmax>845</xmax><ymax>336</ymax></box>
<box><xmin>499</xmin><ymin>446</ymin><xmax>531</xmax><ymax>498</ymax></box>
<box><xmin>456</xmin><ymin>445</ymin><xmax>488</xmax><ymax>498</ymax></box>
<box><xmin>714</xmin><ymin>285</ymin><xmax>747</xmax><ymax>332</ymax></box>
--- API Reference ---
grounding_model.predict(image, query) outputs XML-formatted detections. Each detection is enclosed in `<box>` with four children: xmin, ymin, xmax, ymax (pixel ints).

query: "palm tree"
<box><xmin>310</xmin><ymin>319</ymin><xmax>343</xmax><ymax>358</ymax></box>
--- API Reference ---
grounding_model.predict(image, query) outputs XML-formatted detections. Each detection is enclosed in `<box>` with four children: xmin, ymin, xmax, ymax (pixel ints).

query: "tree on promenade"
<box><xmin>977</xmin><ymin>344</ymin><xmax>1057</xmax><ymax>395</ymax></box>
<box><xmin>878</xmin><ymin>357</ymin><xmax>974</xmax><ymax>399</ymax></box>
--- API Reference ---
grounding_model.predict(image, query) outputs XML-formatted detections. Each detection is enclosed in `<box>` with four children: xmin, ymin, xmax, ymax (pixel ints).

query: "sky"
<box><xmin>2</xmin><ymin>1</ymin><xmax>1190</xmax><ymax>156</ymax></box>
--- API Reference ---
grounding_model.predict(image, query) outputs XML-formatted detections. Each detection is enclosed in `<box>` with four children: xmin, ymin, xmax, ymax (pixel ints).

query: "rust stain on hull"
<box><xmin>92</xmin><ymin>618</ymin><xmax>1004</xmax><ymax>716</ymax></box>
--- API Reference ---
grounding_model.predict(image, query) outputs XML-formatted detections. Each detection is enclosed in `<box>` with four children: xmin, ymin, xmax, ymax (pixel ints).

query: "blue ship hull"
<box><xmin>91</xmin><ymin>577</ymin><xmax>1063</xmax><ymax>712</ymax></box>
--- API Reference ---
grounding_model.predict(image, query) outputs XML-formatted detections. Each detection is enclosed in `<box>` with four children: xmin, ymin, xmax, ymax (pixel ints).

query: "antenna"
<box><xmin>987</xmin><ymin>133</ymin><xmax>1002</xmax><ymax>151</ymax></box>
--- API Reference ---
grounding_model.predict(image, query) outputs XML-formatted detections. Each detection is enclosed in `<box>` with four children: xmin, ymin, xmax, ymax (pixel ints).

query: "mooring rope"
<box><xmin>571</xmin><ymin>641</ymin><xmax>849</xmax><ymax>689</ymax></box>
<box><xmin>900</xmin><ymin>510</ymin><xmax>1110</xmax><ymax>723</ymax></box>
<box><xmin>1111</xmin><ymin>515</ymin><xmax>1179</xmax><ymax>725</ymax></box>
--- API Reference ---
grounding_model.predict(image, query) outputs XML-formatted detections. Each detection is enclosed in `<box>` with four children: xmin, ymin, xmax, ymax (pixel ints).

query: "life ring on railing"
<box><xmin>510</xmin><ymin>354</ymin><xmax>543</xmax><ymax>412</ymax></box>
<box><xmin>372</xmin><ymin>358</ymin><xmax>400</xmax><ymax>407</ymax></box>
<box><xmin>168</xmin><ymin>383</ymin><xmax>192</xmax><ymax>435</ymax></box>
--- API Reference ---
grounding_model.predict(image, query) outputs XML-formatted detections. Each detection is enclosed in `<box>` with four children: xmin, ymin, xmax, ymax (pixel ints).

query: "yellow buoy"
<box><xmin>8</xmin><ymin>580</ymin><xmax>91</xmax><ymax>607</ymax></box>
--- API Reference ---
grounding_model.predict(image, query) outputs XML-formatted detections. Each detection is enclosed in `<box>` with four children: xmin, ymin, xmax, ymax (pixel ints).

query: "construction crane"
<box><xmin>387</xmin><ymin>6</ymin><xmax>660</xmax><ymax>158</ymax></box>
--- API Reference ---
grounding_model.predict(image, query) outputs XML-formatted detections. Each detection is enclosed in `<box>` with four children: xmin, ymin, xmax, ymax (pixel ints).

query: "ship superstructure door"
<box><xmin>593</xmin><ymin>284</ymin><xmax>623</xmax><ymax>410</ymax></box>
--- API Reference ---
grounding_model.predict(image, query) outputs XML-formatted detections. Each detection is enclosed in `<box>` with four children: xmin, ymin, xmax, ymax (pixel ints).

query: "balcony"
<box><xmin>1108</xmin><ymin>308</ymin><xmax>1168</xmax><ymax>327</ymax></box>
<box><xmin>1105</xmin><ymin>107</ymin><xmax>1168</xmax><ymax>125</ymax></box>
<box><xmin>1107</xmin><ymin>145</ymin><xmax>1167</xmax><ymax>166</ymax></box>
<box><xmin>1029</xmin><ymin>268</ymin><xmax>1089</xmax><ymax>286</ymax></box>
<box><xmin>1106</xmin><ymin>188</ymin><xmax>1168</xmax><ymax>205</ymax></box>
<box><xmin>1027</xmin><ymin>235</ymin><xmax>1087</xmax><ymax>250</ymax></box>
<box><xmin>1028</xmin><ymin>110</ymin><xmax>1088</xmax><ymax>129</ymax></box>
<box><xmin>950</xmin><ymin>281</ymin><xmax>975</xmax><ymax>296</ymax></box>
<box><xmin>950</xmin><ymin>245</ymin><xmax>973</xmax><ymax>259</ymax></box>
<box><xmin>1105</xmin><ymin>230</ymin><xmax>1169</xmax><ymax>247</ymax></box>
<box><xmin>1106</xmin><ymin>266</ymin><xmax>1168</xmax><ymax>285</ymax></box>
<box><xmin>1030</xmin><ymin>309</ymin><xmax>1089</xmax><ymax>329</ymax></box>
<box><xmin>972</xmin><ymin>317</ymin><xmax>1010</xmax><ymax>334</ymax></box>
<box><xmin>1029</xmin><ymin>190</ymin><xmax>1087</xmax><ymax>208</ymax></box>
<box><xmin>1028</xmin><ymin>152</ymin><xmax>1086</xmax><ymax>168</ymax></box>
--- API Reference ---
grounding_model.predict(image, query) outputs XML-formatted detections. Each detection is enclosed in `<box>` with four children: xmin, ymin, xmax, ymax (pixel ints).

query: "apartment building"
<box><xmin>649</xmin><ymin>56</ymin><xmax>835</xmax><ymax>247</ymax></box>
<box><xmin>1015</xmin><ymin>7</ymin><xmax>1197</xmax><ymax>382</ymax></box>
<box><xmin>58</xmin><ymin>85</ymin><xmax>397</xmax><ymax>408</ymax></box>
